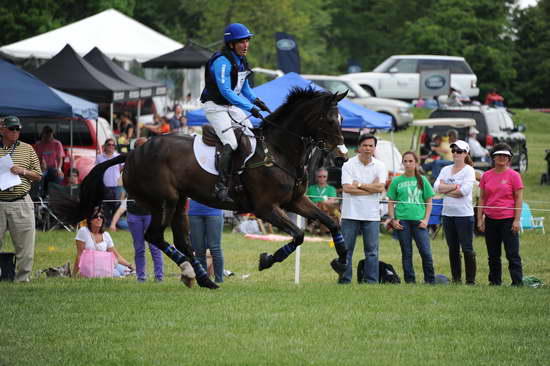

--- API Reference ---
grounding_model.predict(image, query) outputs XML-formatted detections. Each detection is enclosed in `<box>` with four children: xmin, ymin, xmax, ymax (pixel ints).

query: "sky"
<box><xmin>519</xmin><ymin>0</ymin><xmax>539</xmax><ymax>8</ymax></box>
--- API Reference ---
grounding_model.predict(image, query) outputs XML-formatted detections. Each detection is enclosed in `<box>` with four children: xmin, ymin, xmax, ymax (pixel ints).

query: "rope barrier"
<box><xmin>1</xmin><ymin>195</ymin><xmax>549</xmax><ymax>212</ymax></box>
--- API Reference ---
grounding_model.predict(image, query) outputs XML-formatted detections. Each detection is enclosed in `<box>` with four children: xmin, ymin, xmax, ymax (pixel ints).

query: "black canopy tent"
<box><xmin>84</xmin><ymin>47</ymin><xmax>166</xmax><ymax>98</ymax></box>
<box><xmin>141</xmin><ymin>42</ymin><xmax>213</xmax><ymax>69</ymax></box>
<box><xmin>32</xmin><ymin>44</ymin><xmax>139</xmax><ymax>103</ymax></box>
<box><xmin>84</xmin><ymin>47</ymin><xmax>167</xmax><ymax>135</ymax></box>
<box><xmin>32</xmin><ymin>44</ymin><xmax>140</xmax><ymax>130</ymax></box>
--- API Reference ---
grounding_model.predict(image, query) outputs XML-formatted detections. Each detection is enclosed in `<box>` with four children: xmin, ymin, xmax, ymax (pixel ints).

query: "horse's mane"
<box><xmin>259</xmin><ymin>87</ymin><xmax>331</xmax><ymax>128</ymax></box>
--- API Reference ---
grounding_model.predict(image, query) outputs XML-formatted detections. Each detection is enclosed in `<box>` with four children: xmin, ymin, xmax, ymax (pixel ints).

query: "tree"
<box><xmin>512</xmin><ymin>0</ymin><xmax>550</xmax><ymax>106</ymax></box>
<box><xmin>402</xmin><ymin>0</ymin><xmax>518</xmax><ymax>103</ymax></box>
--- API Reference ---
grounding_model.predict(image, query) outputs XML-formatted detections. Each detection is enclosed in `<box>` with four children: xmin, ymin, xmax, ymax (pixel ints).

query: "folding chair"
<box><xmin>520</xmin><ymin>202</ymin><xmax>545</xmax><ymax>234</ymax></box>
<box><xmin>428</xmin><ymin>198</ymin><xmax>444</xmax><ymax>240</ymax></box>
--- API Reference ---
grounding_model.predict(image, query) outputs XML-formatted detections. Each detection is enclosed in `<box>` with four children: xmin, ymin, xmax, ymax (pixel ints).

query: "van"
<box><xmin>19</xmin><ymin>117</ymin><xmax>114</xmax><ymax>182</ymax></box>
<box><xmin>344</xmin><ymin>55</ymin><xmax>479</xmax><ymax>100</ymax></box>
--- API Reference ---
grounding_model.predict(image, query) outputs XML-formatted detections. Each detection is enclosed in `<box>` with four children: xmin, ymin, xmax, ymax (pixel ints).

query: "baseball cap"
<box><xmin>3</xmin><ymin>116</ymin><xmax>21</xmax><ymax>128</ymax></box>
<box><xmin>450</xmin><ymin>140</ymin><xmax>470</xmax><ymax>153</ymax></box>
<box><xmin>469</xmin><ymin>126</ymin><xmax>479</xmax><ymax>134</ymax></box>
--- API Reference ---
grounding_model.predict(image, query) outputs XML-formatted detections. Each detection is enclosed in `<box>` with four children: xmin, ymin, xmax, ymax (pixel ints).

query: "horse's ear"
<box><xmin>335</xmin><ymin>90</ymin><xmax>349</xmax><ymax>102</ymax></box>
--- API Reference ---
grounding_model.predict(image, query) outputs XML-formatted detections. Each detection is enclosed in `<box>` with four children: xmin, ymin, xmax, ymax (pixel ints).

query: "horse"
<box><xmin>53</xmin><ymin>87</ymin><xmax>350</xmax><ymax>289</ymax></box>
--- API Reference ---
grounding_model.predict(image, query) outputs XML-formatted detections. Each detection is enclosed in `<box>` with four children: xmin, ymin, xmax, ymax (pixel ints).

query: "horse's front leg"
<box><xmin>256</xmin><ymin>206</ymin><xmax>305</xmax><ymax>271</ymax></box>
<box><xmin>286</xmin><ymin>195</ymin><xmax>348</xmax><ymax>277</ymax></box>
<box><xmin>171</xmin><ymin>198</ymin><xmax>218</xmax><ymax>289</ymax></box>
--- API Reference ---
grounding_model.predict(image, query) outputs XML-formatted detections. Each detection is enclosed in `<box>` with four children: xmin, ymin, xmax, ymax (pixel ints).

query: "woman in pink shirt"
<box><xmin>477</xmin><ymin>143</ymin><xmax>523</xmax><ymax>286</ymax></box>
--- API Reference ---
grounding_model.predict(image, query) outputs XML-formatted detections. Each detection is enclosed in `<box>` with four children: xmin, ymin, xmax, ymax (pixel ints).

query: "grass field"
<box><xmin>1</xmin><ymin>109</ymin><xmax>550</xmax><ymax>365</ymax></box>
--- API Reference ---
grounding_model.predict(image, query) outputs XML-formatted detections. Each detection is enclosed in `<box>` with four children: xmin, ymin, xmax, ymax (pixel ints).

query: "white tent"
<box><xmin>0</xmin><ymin>9</ymin><xmax>183</xmax><ymax>62</ymax></box>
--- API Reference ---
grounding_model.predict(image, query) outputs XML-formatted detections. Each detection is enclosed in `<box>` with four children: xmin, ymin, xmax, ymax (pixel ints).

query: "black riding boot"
<box><xmin>449</xmin><ymin>251</ymin><xmax>462</xmax><ymax>283</ymax></box>
<box><xmin>214</xmin><ymin>144</ymin><xmax>234</xmax><ymax>203</ymax></box>
<box><xmin>464</xmin><ymin>252</ymin><xmax>477</xmax><ymax>285</ymax></box>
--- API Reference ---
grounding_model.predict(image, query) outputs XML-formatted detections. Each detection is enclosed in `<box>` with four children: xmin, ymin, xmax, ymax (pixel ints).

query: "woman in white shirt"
<box><xmin>73</xmin><ymin>207</ymin><xmax>133</xmax><ymax>277</ymax></box>
<box><xmin>433</xmin><ymin>140</ymin><xmax>477</xmax><ymax>284</ymax></box>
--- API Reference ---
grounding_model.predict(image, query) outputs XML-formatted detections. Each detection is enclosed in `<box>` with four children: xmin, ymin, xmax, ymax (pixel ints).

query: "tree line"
<box><xmin>1</xmin><ymin>0</ymin><xmax>549</xmax><ymax>107</ymax></box>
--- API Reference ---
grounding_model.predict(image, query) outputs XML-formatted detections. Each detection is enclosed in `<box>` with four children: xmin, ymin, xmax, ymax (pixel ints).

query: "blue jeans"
<box><xmin>189</xmin><ymin>215</ymin><xmax>224</xmax><ymax>283</ymax></box>
<box><xmin>341</xmin><ymin>219</ymin><xmax>379</xmax><ymax>283</ymax></box>
<box><xmin>396</xmin><ymin>220</ymin><xmax>435</xmax><ymax>283</ymax></box>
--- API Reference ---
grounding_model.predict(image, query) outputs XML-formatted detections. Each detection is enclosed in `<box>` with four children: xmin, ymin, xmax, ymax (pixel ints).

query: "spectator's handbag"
<box><xmin>79</xmin><ymin>249</ymin><xmax>115</xmax><ymax>278</ymax></box>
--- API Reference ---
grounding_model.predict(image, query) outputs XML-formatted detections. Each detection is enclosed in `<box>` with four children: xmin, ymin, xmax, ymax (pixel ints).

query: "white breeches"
<box><xmin>203</xmin><ymin>102</ymin><xmax>253</xmax><ymax>150</ymax></box>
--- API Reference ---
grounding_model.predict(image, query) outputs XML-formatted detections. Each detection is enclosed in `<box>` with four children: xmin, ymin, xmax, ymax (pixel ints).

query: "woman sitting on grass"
<box><xmin>73</xmin><ymin>207</ymin><xmax>133</xmax><ymax>277</ymax></box>
<box><xmin>386</xmin><ymin>151</ymin><xmax>436</xmax><ymax>284</ymax></box>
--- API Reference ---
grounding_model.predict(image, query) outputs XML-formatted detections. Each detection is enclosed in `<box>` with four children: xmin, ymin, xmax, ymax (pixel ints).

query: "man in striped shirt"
<box><xmin>0</xmin><ymin>116</ymin><xmax>42</xmax><ymax>282</ymax></box>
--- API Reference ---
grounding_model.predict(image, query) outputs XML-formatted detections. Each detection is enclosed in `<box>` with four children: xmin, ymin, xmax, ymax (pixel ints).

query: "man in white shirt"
<box><xmin>467</xmin><ymin>127</ymin><xmax>489</xmax><ymax>161</ymax></box>
<box><xmin>339</xmin><ymin>134</ymin><xmax>387</xmax><ymax>284</ymax></box>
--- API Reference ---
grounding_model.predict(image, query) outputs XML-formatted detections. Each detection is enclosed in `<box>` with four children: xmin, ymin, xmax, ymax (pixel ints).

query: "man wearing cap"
<box><xmin>467</xmin><ymin>126</ymin><xmax>489</xmax><ymax>161</ymax></box>
<box><xmin>200</xmin><ymin>23</ymin><xmax>270</xmax><ymax>203</ymax></box>
<box><xmin>0</xmin><ymin>116</ymin><xmax>42</xmax><ymax>282</ymax></box>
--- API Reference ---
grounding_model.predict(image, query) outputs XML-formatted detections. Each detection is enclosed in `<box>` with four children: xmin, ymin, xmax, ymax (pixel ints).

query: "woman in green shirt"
<box><xmin>387</xmin><ymin>152</ymin><xmax>435</xmax><ymax>284</ymax></box>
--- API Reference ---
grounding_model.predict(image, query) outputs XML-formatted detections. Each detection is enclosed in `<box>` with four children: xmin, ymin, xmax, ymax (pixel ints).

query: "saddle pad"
<box><xmin>193</xmin><ymin>131</ymin><xmax>257</xmax><ymax>176</ymax></box>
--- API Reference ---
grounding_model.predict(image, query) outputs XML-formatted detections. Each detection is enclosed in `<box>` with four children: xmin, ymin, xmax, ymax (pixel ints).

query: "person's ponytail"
<box><xmin>464</xmin><ymin>153</ymin><xmax>473</xmax><ymax>166</ymax></box>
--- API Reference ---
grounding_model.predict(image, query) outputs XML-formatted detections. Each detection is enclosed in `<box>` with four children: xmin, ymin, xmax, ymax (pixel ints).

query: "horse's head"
<box><xmin>308</xmin><ymin>90</ymin><xmax>349</xmax><ymax>159</ymax></box>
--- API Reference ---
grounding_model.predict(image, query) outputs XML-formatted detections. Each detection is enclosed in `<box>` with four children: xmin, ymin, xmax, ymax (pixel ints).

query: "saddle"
<box><xmin>202</xmin><ymin>125</ymin><xmax>253</xmax><ymax>195</ymax></box>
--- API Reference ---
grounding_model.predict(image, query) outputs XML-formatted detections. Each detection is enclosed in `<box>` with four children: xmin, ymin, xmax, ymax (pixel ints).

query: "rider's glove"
<box><xmin>250</xmin><ymin>107</ymin><xmax>262</xmax><ymax>119</ymax></box>
<box><xmin>254</xmin><ymin>98</ymin><xmax>271</xmax><ymax>113</ymax></box>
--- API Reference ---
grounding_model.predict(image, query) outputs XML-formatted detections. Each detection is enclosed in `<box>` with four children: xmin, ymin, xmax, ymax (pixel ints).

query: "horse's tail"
<box><xmin>49</xmin><ymin>154</ymin><xmax>127</xmax><ymax>224</ymax></box>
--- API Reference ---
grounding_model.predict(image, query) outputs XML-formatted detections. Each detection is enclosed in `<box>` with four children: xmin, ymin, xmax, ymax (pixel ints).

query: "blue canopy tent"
<box><xmin>50</xmin><ymin>88</ymin><xmax>98</xmax><ymax>120</ymax></box>
<box><xmin>0</xmin><ymin>58</ymin><xmax>73</xmax><ymax>118</ymax></box>
<box><xmin>187</xmin><ymin>72</ymin><xmax>392</xmax><ymax>129</ymax></box>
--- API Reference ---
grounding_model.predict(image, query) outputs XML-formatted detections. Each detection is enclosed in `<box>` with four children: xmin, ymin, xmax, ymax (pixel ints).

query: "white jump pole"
<box><xmin>294</xmin><ymin>214</ymin><xmax>305</xmax><ymax>284</ymax></box>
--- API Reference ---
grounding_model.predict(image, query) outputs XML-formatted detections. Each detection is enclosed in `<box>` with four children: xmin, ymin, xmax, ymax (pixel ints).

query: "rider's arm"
<box><xmin>241</xmin><ymin>78</ymin><xmax>257</xmax><ymax>104</ymax></box>
<box><xmin>212</xmin><ymin>56</ymin><xmax>256</xmax><ymax>112</ymax></box>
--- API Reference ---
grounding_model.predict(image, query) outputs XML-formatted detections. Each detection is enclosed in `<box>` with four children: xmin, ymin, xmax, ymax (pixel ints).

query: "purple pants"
<box><xmin>127</xmin><ymin>213</ymin><xmax>164</xmax><ymax>281</ymax></box>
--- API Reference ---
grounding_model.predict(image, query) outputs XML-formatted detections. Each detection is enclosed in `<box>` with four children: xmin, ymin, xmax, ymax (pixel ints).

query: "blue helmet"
<box><xmin>223</xmin><ymin>23</ymin><xmax>254</xmax><ymax>43</ymax></box>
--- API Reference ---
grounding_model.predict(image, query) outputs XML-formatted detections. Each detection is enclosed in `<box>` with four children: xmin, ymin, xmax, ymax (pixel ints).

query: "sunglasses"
<box><xmin>451</xmin><ymin>149</ymin><xmax>466</xmax><ymax>154</ymax></box>
<box><xmin>105</xmin><ymin>143</ymin><xmax>116</xmax><ymax>147</ymax></box>
<box><xmin>92</xmin><ymin>214</ymin><xmax>104</xmax><ymax>219</ymax></box>
<box><xmin>7</xmin><ymin>126</ymin><xmax>21</xmax><ymax>131</ymax></box>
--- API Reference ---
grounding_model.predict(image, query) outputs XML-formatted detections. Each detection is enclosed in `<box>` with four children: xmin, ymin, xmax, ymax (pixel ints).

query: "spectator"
<box><xmin>143</xmin><ymin>116</ymin><xmax>171</xmax><ymax>136</ymax></box>
<box><xmin>188</xmin><ymin>199</ymin><xmax>225</xmax><ymax>283</ymax></box>
<box><xmin>118</xmin><ymin>115</ymin><xmax>135</xmax><ymax>140</ymax></box>
<box><xmin>434</xmin><ymin>140</ymin><xmax>477</xmax><ymax>284</ymax></box>
<box><xmin>306</xmin><ymin>167</ymin><xmax>339</xmax><ymax>235</ymax></box>
<box><xmin>477</xmin><ymin>143</ymin><xmax>524</xmax><ymax>286</ymax></box>
<box><xmin>386</xmin><ymin>151</ymin><xmax>435</xmax><ymax>284</ymax></box>
<box><xmin>339</xmin><ymin>134</ymin><xmax>386</xmax><ymax>284</ymax></box>
<box><xmin>447</xmin><ymin>87</ymin><xmax>463</xmax><ymax>106</ymax></box>
<box><xmin>34</xmin><ymin>125</ymin><xmax>64</xmax><ymax>197</ymax></box>
<box><xmin>467</xmin><ymin>127</ymin><xmax>490</xmax><ymax>161</ymax></box>
<box><xmin>0</xmin><ymin>116</ymin><xmax>42</xmax><ymax>283</ymax></box>
<box><xmin>73</xmin><ymin>207</ymin><xmax>133</xmax><ymax>277</ymax></box>
<box><xmin>484</xmin><ymin>88</ymin><xmax>504</xmax><ymax>107</ymax></box>
<box><xmin>95</xmin><ymin>138</ymin><xmax>123</xmax><ymax>227</ymax></box>
<box><xmin>430</xmin><ymin>129</ymin><xmax>457</xmax><ymax>179</ymax></box>
<box><xmin>169</xmin><ymin>105</ymin><xmax>183</xmax><ymax>131</ymax></box>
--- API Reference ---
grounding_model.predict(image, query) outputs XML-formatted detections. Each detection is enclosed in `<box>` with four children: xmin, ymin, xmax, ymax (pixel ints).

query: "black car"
<box><xmin>426</xmin><ymin>106</ymin><xmax>528</xmax><ymax>173</ymax></box>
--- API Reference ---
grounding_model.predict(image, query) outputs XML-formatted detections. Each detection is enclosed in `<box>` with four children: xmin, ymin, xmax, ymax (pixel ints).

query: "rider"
<box><xmin>200</xmin><ymin>23</ymin><xmax>270</xmax><ymax>203</ymax></box>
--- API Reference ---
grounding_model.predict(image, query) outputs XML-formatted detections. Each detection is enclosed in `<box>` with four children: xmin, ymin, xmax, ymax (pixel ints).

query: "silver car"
<box><xmin>302</xmin><ymin>74</ymin><xmax>413</xmax><ymax>129</ymax></box>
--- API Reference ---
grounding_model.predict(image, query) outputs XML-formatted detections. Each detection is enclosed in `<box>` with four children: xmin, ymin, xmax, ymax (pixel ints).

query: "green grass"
<box><xmin>1</xmin><ymin>108</ymin><xmax>550</xmax><ymax>365</ymax></box>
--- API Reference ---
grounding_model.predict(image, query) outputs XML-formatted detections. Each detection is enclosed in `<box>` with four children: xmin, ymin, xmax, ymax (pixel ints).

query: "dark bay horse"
<box><xmin>55</xmin><ymin>87</ymin><xmax>350</xmax><ymax>289</ymax></box>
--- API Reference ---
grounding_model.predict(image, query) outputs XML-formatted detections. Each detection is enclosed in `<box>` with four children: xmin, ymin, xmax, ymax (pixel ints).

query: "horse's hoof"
<box><xmin>179</xmin><ymin>261</ymin><xmax>196</xmax><ymax>278</ymax></box>
<box><xmin>330</xmin><ymin>258</ymin><xmax>347</xmax><ymax>275</ymax></box>
<box><xmin>196</xmin><ymin>274</ymin><xmax>219</xmax><ymax>289</ymax></box>
<box><xmin>259</xmin><ymin>253</ymin><xmax>274</xmax><ymax>271</ymax></box>
<box><xmin>180</xmin><ymin>274</ymin><xmax>195</xmax><ymax>288</ymax></box>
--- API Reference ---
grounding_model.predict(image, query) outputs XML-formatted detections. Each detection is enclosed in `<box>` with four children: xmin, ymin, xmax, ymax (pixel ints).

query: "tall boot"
<box><xmin>449</xmin><ymin>251</ymin><xmax>462</xmax><ymax>283</ymax></box>
<box><xmin>464</xmin><ymin>251</ymin><xmax>477</xmax><ymax>285</ymax></box>
<box><xmin>214</xmin><ymin>144</ymin><xmax>234</xmax><ymax>203</ymax></box>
